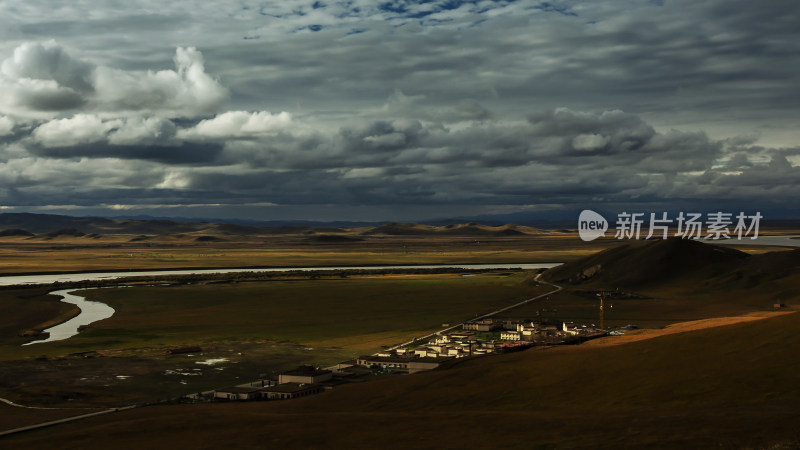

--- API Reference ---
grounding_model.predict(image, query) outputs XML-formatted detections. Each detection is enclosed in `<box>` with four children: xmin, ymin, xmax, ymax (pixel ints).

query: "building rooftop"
<box><xmin>358</xmin><ymin>355</ymin><xmax>415</xmax><ymax>363</ymax></box>
<box><xmin>280</xmin><ymin>365</ymin><xmax>332</xmax><ymax>377</ymax></box>
<box><xmin>415</xmin><ymin>357</ymin><xmax>453</xmax><ymax>364</ymax></box>
<box><xmin>215</xmin><ymin>386</ymin><xmax>264</xmax><ymax>394</ymax></box>
<box><xmin>264</xmin><ymin>382</ymin><xmax>318</xmax><ymax>393</ymax></box>
<box><xmin>358</xmin><ymin>355</ymin><xmax>455</xmax><ymax>364</ymax></box>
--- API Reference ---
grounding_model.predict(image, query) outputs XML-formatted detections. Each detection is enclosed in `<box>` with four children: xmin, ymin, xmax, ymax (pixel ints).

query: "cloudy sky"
<box><xmin>0</xmin><ymin>0</ymin><xmax>797</xmax><ymax>222</ymax></box>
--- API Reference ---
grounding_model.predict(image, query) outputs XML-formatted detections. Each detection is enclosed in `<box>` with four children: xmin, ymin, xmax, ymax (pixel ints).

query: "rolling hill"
<box><xmin>31</xmin><ymin>228</ymin><xmax>88</xmax><ymax>240</ymax></box>
<box><xmin>0</xmin><ymin>228</ymin><xmax>33</xmax><ymax>237</ymax></box>
<box><xmin>0</xmin><ymin>213</ymin><xmax>200</xmax><ymax>235</ymax></box>
<box><xmin>0</xmin><ymin>213</ymin><xmax>548</xmax><ymax>238</ymax></box>
<box><xmin>360</xmin><ymin>222</ymin><xmax>542</xmax><ymax>236</ymax></box>
<box><xmin>541</xmin><ymin>237</ymin><xmax>779</xmax><ymax>288</ymax></box>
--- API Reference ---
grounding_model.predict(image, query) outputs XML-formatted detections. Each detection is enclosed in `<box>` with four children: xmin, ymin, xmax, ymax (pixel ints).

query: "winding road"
<box><xmin>383</xmin><ymin>273</ymin><xmax>562</xmax><ymax>353</ymax></box>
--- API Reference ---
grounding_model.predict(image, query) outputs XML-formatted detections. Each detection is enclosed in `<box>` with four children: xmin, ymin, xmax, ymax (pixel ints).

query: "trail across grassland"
<box><xmin>581</xmin><ymin>309</ymin><xmax>797</xmax><ymax>348</ymax></box>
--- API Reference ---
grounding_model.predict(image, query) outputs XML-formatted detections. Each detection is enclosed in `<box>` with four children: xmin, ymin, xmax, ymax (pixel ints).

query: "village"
<box><xmin>201</xmin><ymin>318</ymin><xmax>610</xmax><ymax>402</ymax></box>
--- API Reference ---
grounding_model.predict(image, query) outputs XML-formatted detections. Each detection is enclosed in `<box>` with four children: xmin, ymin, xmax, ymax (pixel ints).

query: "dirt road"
<box><xmin>583</xmin><ymin>308</ymin><xmax>797</xmax><ymax>348</ymax></box>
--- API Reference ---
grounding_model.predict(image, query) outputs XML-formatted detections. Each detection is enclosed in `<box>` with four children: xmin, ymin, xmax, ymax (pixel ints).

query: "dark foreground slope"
<box><xmin>5</xmin><ymin>311</ymin><xmax>800</xmax><ymax>449</ymax></box>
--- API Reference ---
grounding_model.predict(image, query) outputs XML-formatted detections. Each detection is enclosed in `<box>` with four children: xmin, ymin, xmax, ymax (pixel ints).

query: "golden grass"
<box><xmin>582</xmin><ymin>308</ymin><xmax>796</xmax><ymax>347</ymax></box>
<box><xmin>0</xmin><ymin>234</ymin><xmax>611</xmax><ymax>274</ymax></box>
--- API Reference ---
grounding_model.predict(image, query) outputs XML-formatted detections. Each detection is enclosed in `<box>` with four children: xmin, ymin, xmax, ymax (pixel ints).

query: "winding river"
<box><xmin>14</xmin><ymin>263</ymin><xmax>560</xmax><ymax>346</ymax></box>
<box><xmin>0</xmin><ymin>263</ymin><xmax>559</xmax><ymax>287</ymax></box>
<box><xmin>22</xmin><ymin>289</ymin><xmax>115</xmax><ymax>346</ymax></box>
<box><xmin>702</xmin><ymin>234</ymin><xmax>800</xmax><ymax>248</ymax></box>
<box><xmin>13</xmin><ymin>234</ymin><xmax>800</xmax><ymax>346</ymax></box>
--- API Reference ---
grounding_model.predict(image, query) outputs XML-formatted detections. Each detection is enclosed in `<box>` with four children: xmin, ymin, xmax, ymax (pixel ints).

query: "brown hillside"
<box><xmin>0</xmin><ymin>228</ymin><xmax>34</xmax><ymax>237</ymax></box>
<box><xmin>361</xmin><ymin>222</ymin><xmax>435</xmax><ymax>235</ymax></box>
<box><xmin>6</xmin><ymin>311</ymin><xmax>800</xmax><ymax>448</ymax></box>
<box><xmin>542</xmin><ymin>238</ymin><xmax>749</xmax><ymax>287</ymax></box>
<box><xmin>29</xmin><ymin>228</ymin><xmax>87</xmax><ymax>240</ymax></box>
<box><xmin>362</xmin><ymin>222</ymin><xmax>535</xmax><ymax>236</ymax></box>
<box><xmin>711</xmin><ymin>248</ymin><xmax>800</xmax><ymax>292</ymax></box>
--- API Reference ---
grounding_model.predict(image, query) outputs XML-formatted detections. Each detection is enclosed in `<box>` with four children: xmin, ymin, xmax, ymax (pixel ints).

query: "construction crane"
<box><xmin>599</xmin><ymin>293</ymin><xmax>605</xmax><ymax>330</ymax></box>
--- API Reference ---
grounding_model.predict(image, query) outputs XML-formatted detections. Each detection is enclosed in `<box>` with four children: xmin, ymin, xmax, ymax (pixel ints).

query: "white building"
<box><xmin>501</xmin><ymin>331</ymin><xmax>521</xmax><ymax>341</ymax></box>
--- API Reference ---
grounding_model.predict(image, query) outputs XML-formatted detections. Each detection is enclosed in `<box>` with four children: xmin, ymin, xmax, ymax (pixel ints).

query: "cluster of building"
<box><xmin>404</xmin><ymin>318</ymin><xmax>607</xmax><ymax>359</ymax></box>
<box><xmin>213</xmin><ymin>365</ymin><xmax>337</xmax><ymax>401</ymax></box>
<box><xmin>209</xmin><ymin>318</ymin><xmax>607</xmax><ymax>402</ymax></box>
<box><xmin>351</xmin><ymin>318</ymin><xmax>606</xmax><ymax>374</ymax></box>
<box><xmin>354</xmin><ymin>355</ymin><xmax>450</xmax><ymax>373</ymax></box>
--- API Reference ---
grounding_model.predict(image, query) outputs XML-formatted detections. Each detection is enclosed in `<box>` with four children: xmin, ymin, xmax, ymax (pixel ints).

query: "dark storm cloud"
<box><xmin>3</xmin><ymin>100</ymin><xmax>786</xmax><ymax>213</ymax></box>
<box><xmin>0</xmin><ymin>0</ymin><xmax>797</xmax><ymax>219</ymax></box>
<box><xmin>201</xmin><ymin>0</ymin><xmax>799</xmax><ymax>128</ymax></box>
<box><xmin>28</xmin><ymin>142</ymin><xmax>223</xmax><ymax>164</ymax></box>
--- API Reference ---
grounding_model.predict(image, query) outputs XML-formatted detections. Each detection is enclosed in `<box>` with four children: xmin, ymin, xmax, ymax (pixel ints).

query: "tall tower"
<box><xmin>599</xmin><ymin>293</ymin><xmax>605</xmax><ymax>330</ymax></box>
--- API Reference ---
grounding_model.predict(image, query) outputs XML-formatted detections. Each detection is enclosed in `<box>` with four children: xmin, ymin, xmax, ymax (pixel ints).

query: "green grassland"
<box><xmin>0</xmin><ymin>272</ymin><xmax>550</xmax><ymax>410</ymax></box>
<box><xmin>2</xmin><ymin>237</ymin><xmax>798</xmax><ymax>443</ymax></box>
<box><xmin>5</xmin><ymin>306</ymin><xmax>799</xmax><ymax>448</ymax></box>
<box><xmin>0</xmin><ymin>287</ymin><xmax>80</xmax><ymax>344</ymax></box>
<box><xmin>57</xmin><ymin>272</ymin><xmax>548</xmax><ymax>352</ymax></box>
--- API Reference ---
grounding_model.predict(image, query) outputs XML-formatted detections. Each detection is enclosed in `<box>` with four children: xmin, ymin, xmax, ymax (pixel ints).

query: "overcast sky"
<box><xmin>0</xmin><ymin>0</ymin><xmax>797</xmax><ymax>222</ymax></box>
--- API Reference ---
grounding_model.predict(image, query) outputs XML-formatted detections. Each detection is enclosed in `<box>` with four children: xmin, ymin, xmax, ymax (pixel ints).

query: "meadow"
<box><xmin>0</xmin><ymin>272</ymin><xmax>550</xmax><ymax>411</ymax></box>
<box><xmin>1</xmin><ymin>229</ymin><xmax>798</xmax><ymax>444</ymax></box>
<box><xmin>22</xmin><ymin>272</ymin><xmax>548</xmax><ymax>354</ymax></box>
<box><xmin>0</xmin><ymin>233</ymin><xmax>609</xmax><ymax>274</ymax></box>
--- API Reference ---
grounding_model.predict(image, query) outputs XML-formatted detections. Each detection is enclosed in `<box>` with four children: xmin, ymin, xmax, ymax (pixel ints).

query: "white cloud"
<box><xmin>92</xmin><ymin>47</ymin><xmax>227</xmax><ymax>117</ymax></box>
<box><xmin>32</xmin><ymin>114</ymin><xmax>120</xmax><ymax>147</ymax></box>
<box><xmin>364</xmin><ymin>132</ymin><xmax>406</xmax><ymax>147</ymax></box>
<box><xmin>0</xmin><ymin>41</ymin><xmax>93</xmax><ymax>115</ymax></box>
<box><xmin>180</xmin><ymin>110</ymin><xmax>292</xmax><ymax>139</ymax></box>
<box><xmin>343</xmin><ymin>167</ymin><xmax>384</xmax><ymax>179</ymax></box>
<box><xmin>0</xmin><ymin>42</ymin><xmax>227</xmax><ymax>118</ymax></box>
<box><xmin>572</xmin><ymin>133</ymin><xmax>610</xmax><ymax>151</ymax></box>
<box><xmin>0</xmin><ymin>115</ymin><xmax>13</xmax><ymax>136</ymax></box>
<box><xmin>108</xmin><ymin>117</ymin><xmax>177</xmax><ymax>145</ymax></box>
<box><xmin>156</xmin><ymin>171</ymin><xmax>191</xmax><ymax>189</ymax></box>
<box><xmin>30</xmin><ymin>114</ymin><xmax>179</xmax><ymax>150</ymax></box>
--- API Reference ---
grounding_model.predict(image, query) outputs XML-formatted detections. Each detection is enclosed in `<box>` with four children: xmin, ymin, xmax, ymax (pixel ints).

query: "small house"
<box><xmin>278</xmin><ymin>365</ymin><xmax>333</xmax><ymax>385</ymax></box>
<box><xmin>213</xmin><ymin>386</ymin><xmax>264</xmax><ymax>401</ymax></box>
<box><xmin>262</xmin><ymin>383</ymin><xmax>324</xmax><ymax>400</ymax></box>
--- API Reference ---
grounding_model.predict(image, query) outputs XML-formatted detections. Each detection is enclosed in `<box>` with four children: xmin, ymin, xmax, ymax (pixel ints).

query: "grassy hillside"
<box><xmin>5</xmin><ymin>309</ymin><xmax>799</xmax><ymax>448</ymax></box>
<box><xmin>531</xmin><ymin>240</ymin><xmax>800</xmax><ymax>328</ymax></box>
<box><xmin>543</xmin><ymin>238</ymin><xmax>750</xmax><ymax>287</ymax></box>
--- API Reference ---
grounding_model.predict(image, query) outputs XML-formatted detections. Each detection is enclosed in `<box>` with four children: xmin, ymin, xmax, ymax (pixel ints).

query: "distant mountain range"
<box><xmin>1</xmin><ymin>212</ymin><xmax>798</xmax><ymax>237</ymax></box>
<box><xmin>0</xmin><ymin>212</ymin><xmax>550</xmax><ymax>237</ymax></box>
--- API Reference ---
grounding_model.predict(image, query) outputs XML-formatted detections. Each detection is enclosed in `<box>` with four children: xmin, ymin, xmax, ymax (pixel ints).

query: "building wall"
<box><xmin>278</xmin><ymin>372</ymin><xmax>332</xmax><ymax>384</ymax></box>
<box><xmin>214</xmin><ymin>390</ymin><xmax>260</xmax><ymax>400</ymax></box>
<box><xmin>264</xmin><ymin>386</ymin><xmax>324</xmax><ymax>400</ymax></box>
<box><xmin>501</xmin><ymin>331</ymin><xmax>520</xmax><ymax>341</ymax></box>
